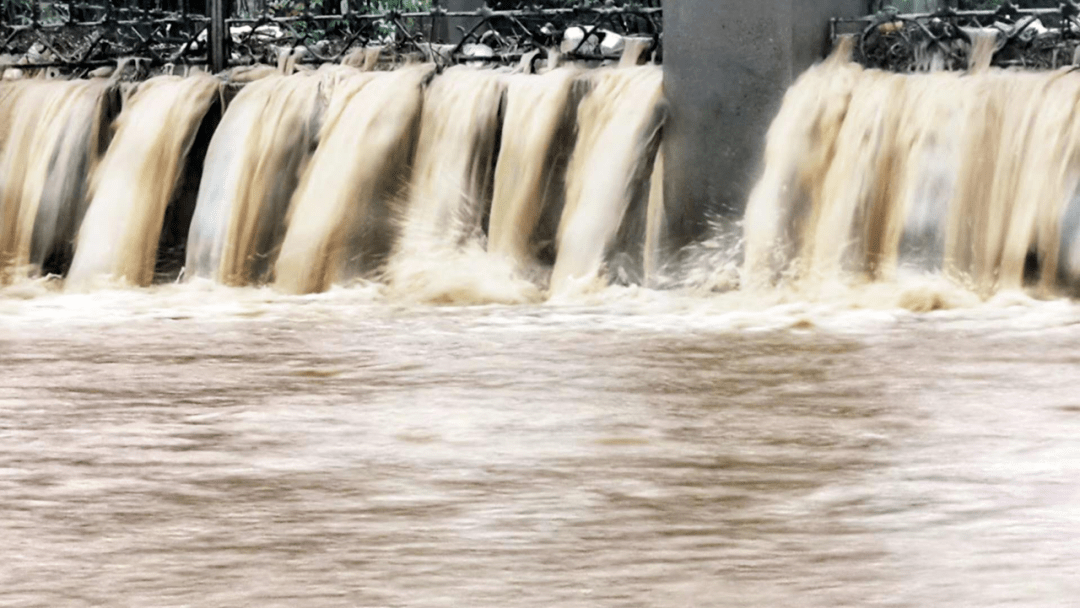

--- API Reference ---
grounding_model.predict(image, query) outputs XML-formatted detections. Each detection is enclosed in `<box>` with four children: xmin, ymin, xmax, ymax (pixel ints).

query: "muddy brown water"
<box><xmin>2</xmin><ymin>285</ymin><xmax>1079</xmax><ymax>607</ymax></box>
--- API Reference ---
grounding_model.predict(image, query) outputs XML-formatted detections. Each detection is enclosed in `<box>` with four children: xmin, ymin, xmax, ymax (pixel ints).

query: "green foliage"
<box><xmin>6</xmin><ymin>0</ymin><xmax>69</xmax><ymax>25</ymax></box>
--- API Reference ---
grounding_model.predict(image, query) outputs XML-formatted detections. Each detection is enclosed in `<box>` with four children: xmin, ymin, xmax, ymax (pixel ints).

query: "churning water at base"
<box><xmin>4</xmin><ymin>38</ymin><xmax>1080</xmax><ymax>608</ymax></box>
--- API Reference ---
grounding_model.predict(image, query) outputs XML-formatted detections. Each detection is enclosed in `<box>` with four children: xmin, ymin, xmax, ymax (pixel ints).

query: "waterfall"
<box><xmin>0</xmin><ymin>79</ymin><xmax>115</xmax><ymax>281</ymax></box>
<box><xmin>385</xmin><ymin>66</ymin><xmax>535</xmax><ymax>305</ymax></box>
<box><xmin>36</xmin><ymin>37</ymin><xmax>1080</xmax><ymax>305</ymax></box>
<box><xmin>488</xmin><ymin>68</ymin><xmax>582</xmax><ymax>276</ymax></box>
<box><xmin>0</xmin><ymin>54</ymin><xmax>672</xmax><ymax>301</ymax></box>
<box><xmin>397</xmin><ymin>66</ymin><xmax>507</xmax><ymax>254</ymax></box>
<box><xmin>65</xmin><ymin>75</ymin><xmax>220</xmax><ymax>289</ymax></box>
<box><xmin>551</xmin><ymin>65</ymin><xmax>664</xmax><ymax>294</ymax></box>
<box><xmin>743</xmin><ymin>41</ymin><xmax>1080</xmax><ymax>298</ymax></box>
<box><xmin>643</xmin><ymin>149</ymin><xmax>665</xmax><ymax>285</ymax></box>
<box><xmin>273</xmin><ymin>66</ymin><xmax>430</xmax><ymax>295</ymax></box>
<box><xmin>742</xmin><ymin>41</ymin><xmax>862</xmax><ymax>288</ymax></box>
<box><xmin>185</xmin><ymin>68</ymin><xmax>333</xmax><ymax>285</ymax></box>
<box><xmin>10</xmin><ymin>46</ymin><xmax>1080</xmax><ymax>303</ymax></box>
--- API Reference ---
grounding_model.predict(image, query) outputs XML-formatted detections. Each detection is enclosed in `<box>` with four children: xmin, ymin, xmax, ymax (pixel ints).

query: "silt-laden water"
<box><xmin>1</xmin><ymin>284</ymin><xmax>1078</xmax><ymax>607</ymax></box>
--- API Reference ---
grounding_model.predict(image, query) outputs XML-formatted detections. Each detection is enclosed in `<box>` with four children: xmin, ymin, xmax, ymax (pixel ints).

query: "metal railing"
<box><xmin>1</xmin><ymin>1</ymin><xmax>210</xmax><ymax>70</ymax></box>
<box><xmin>832</xmin><ymin>4</ymin><xmax>1080</xmax><ymax>71</ymax></box>
<box><xmin>223</xmin><ymin>4</ymin><xmax>661</xmax><ymax>69</ymax></box>
<box><xmin>1</xmin><ymin>1</ymin><xmax>662</xmax><ymax>74</ymax></box>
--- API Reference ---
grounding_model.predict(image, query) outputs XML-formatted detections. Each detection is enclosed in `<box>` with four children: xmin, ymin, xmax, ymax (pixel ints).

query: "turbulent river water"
<box><xmin>5</xmin><ymin>34</ymin><xmax>1080</xmax><ymax>606</ymax></box>
<box><xmin>3</xmin><ymin>281</ymin><xmax>1079</xmax><ymax>607</ymax></box>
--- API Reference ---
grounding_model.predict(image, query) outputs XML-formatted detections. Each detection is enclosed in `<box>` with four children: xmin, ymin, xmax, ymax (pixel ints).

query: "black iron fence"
<box><xmin>1</xmin><ymin>1</ymin><xmax>662</xmax><ymax>73</ymax></box>
<box><xmin>1</xmin><ymin>1</ymin><xmax>210</xmax><ymax>70</ymax></box>
<box><xmin>834</xmin><ymin>4</ymin><xmax>1080</xmax><ymax>71</ymax></box>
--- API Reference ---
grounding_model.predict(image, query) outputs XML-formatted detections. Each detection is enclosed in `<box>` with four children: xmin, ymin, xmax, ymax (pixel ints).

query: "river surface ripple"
<box><xmin>1</xmin><ymin>286</ymin><xmax>1079</xmax><ymax>607</ymax></box>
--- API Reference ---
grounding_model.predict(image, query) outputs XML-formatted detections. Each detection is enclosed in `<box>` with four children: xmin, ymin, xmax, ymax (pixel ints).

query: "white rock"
<box><xmin>462</xmin><ymin>43</ymin><xmax>494</xmax><ymax>58</ymax></box>
<box><xmin>600</xmin><ymin>31</ymin><xmax>624</xmax><ymax>55</ymax></box>
<box><xmin>561</xmin><ymin>26</ymin><xmax>596</xmax><ymax>55</ymax></box>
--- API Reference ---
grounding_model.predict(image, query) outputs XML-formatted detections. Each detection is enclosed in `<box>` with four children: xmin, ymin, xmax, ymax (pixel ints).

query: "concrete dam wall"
<box><xmin>662</xmin><ymin>0</ymin><xmax>868</xmax><ymax>247</ymax></box>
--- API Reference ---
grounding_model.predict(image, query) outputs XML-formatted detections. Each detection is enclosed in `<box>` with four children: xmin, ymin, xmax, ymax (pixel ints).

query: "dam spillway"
<box><xmin>6</xmin><ymin>3</ymin><xmax>1080</xmax><ymax>306</ymax></box>
<box><xmin>6</xmin><ymin>5</ymin><xmax>1080</xmax><ymax>607</ymax></box>
<box><xmin>0</xmin><ymin>55</ymin><xmax>667</xmax><ymax>302</ymax></box>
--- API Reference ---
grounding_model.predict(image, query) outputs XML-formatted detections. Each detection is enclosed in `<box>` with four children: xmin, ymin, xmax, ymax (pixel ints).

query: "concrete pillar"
<box><xmin>662</xmin><ymin>0</ymin><xmax>867</xmax><ymax>247</ymax></box>
<box><xmin>434</xmin><ymin>0</ymin><xmax>486</xmax><ymax>45</ymax></box>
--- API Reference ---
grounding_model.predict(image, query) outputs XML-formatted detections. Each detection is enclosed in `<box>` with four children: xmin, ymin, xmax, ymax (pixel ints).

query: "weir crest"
<box><xmin>4</xmin><ymin>30</ymin><xmax>1080</xmax><ymax>306</ymax></box>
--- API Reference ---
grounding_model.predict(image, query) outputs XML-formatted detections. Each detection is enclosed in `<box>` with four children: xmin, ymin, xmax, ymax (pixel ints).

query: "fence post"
<box><xmin>209</xmin><ymin>0</ymin><xmax>227</xmax><ymax>73</ymax></box>
<box><xmin>444</xmin><ymin>0</ymin><xmax>485</xmax><ymax>44</ymax></box>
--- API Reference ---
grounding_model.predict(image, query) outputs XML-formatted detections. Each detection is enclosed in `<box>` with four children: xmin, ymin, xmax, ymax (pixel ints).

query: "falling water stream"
<box><xmin>3</xmin><ymin>41</ymin><xmax>1080</xmax><ymax>607</ymax></box>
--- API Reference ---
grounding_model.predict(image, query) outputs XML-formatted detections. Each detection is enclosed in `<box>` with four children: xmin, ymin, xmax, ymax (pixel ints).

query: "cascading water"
<box><xmin>0</xmin><ymin>78</ymin><xmax>115</xmax><ymax>281</ymax></box>
<box><xmin>65</xmin><ymin>74</ymin><xmax>219</xmax><ymax>290</ymax></box>
<box><xmin>0</xmin><ymin>44</ymin><xmax>667</xmax><ymax>301</ymax></box>
<box><xmin>552</xmin><ymin>65</ymin><xmax>664</xmax><ymax>294</ymax></box>
<box><xmin>273</xmin><ymin>65</ymin><xmax>430</xmax><ymax>295</ymax></box>
<box><xmin>743</xmin><ymin>39</ymin><xmax>1080</xmax><ymax>300</ymax></box>
<box><xmin>7</xmin><ymin>34</ymin><xmax>1080</xmax><ymax>305</ymax></box>
<box><xmin>383</xmin><ymin>66</ymin><xmax>521</xmax><ymax>304</ymax></box>
<box><xmin>487</xmin><ymin>67</ymin><xmax>581</xmax><ymax>276</ymax></box>
<box><xmin>184</xmin><ymin>69</ymin><xmax>330</xmax><ymax>285</ymax></box>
